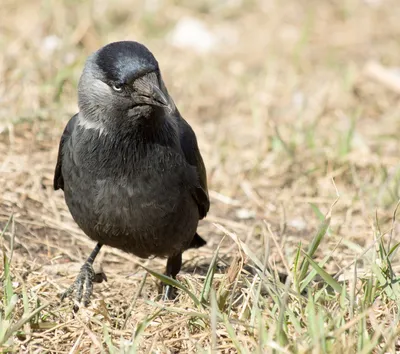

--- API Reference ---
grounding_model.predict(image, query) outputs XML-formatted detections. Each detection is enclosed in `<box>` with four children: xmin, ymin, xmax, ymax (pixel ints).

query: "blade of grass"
<box><xmin>276</xmin><ymin>276</ymin><xmax>290</xmax><ymax>347</ymax></box>
<box><xmin>122</xmin><ymin>273</ymin><xmax>148</xmax><ymax>329</ymax></box>
<box><xmin>223</xmin><ymin>313</ymin><xmax>248</xmax><ymax>354</ymax></box>
<box><xmin>301</xmin><ymin>252</ymin><xmax>345</xmax><ymax>295</ymax></box>
<box><xmin>210</xmin><ymin>288</ymin><xmax>217</xmax><ymax>352</ymax></box>
<box><xmin>131</xmin><ymin>309</ymin><xmax>163</xmax><ymax>354</ymax></box>
<box><xmin>1</xmin><ymin>302</ymin><xmax>49</xmax><ymax>345</ymax></box>
<box><xmin>214</xmin><ymin>223</ymin><xmax>264</xmax><ymax>270</ymax></box>
<box><xmin>292</xmin><ymin>243</ymin><xmax>302</xmax><ymax>293</ymax></box>
<box><xmin>309</xmin><ymin>203</ymin><xmax>325</xmax><ymax>221</ymax></box>
<box><xmin>298</xmin><ymin>184</ymin><xmax>339</xmax><ymax>284</ymax></box>
<box><xmin>200</xmin><ymin>243</ymin><xmax>220</xmax><ymax>304</ymax></box>
<box><xmin>2</xmin><ymin>215</ymin><xmax>15</xmax><ymax>312</ymax></box>
<box><xmin>300</xmin><ymin>253</ymin><xmax>330</xmax><ymax>293</ymax></box>
<box><xmin>298</xmin><ymin>211</ymin><xmax>331</xmax><ymax>283</ymax></box>
<box><xmin>141</xmin><ymin>265</ymin><xmax>201</xmax><ymax>306</ymax></box>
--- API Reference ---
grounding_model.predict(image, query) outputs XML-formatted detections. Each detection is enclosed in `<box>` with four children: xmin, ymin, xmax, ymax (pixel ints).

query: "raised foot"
<box><xmin>61</xmin><ymin>262</ymin><xmax>107</xmax><ymax>310</ymax></box>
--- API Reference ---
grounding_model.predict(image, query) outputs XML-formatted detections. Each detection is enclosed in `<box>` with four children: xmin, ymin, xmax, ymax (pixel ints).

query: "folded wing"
<box><xmin>54</xmin><ymin>114</ymin><xmax>78</xmax><ymax>191</ymax></box>
<box><xmin>178</xmin><ymin>117</ymin><xmax>210</xmax><ymax>220</ymax></box>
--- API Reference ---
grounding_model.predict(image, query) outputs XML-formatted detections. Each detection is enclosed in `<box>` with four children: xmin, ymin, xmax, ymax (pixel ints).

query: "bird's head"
<box><xmin>78</xmin><ymin>41</ymin><xmax>174</xmax><ymax>130</ymax></box>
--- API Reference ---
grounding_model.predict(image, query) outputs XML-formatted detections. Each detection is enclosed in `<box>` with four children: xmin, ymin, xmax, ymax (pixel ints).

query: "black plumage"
<box><xmin>54</xmin><ymin>41</ymin><xmax>209</xmax><ymax>307</ymax></box>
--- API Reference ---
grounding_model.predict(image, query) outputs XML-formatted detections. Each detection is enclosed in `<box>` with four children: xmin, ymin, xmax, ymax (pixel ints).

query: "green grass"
<box><xmin>0</xmin><ymin>216</ymin><xmax>50</xmax><ymax>350</ymax></box>
<box><xmin>0</xmin><ymin>202</ymin><xmax>392</xmax><ymax>352</ymax></box>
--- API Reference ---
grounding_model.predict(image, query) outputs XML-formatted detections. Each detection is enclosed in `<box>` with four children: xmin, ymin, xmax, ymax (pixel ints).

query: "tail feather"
<box><xmin>188</xmin><ymin>233</ymin><xmax>207</xmax><ymax>249</ymax></box>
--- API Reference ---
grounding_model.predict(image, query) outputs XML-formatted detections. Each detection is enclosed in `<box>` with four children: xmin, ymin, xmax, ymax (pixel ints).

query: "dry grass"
<box><xmin>2</xmin><ymin>0</ymin><xmax>400</xmax><ymax>352</ymax></box>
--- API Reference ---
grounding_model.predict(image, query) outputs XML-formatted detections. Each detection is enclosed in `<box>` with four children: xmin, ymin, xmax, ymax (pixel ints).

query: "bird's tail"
<box><xmin>188</xmin><ymin>233</ymin><xmax>207</xmax><ymax>249</ymax></box>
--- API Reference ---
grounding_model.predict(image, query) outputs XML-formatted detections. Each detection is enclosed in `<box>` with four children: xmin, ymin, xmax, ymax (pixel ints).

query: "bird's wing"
<box><xmin>54</xmin><ymin>114</ymin><xmax>78</xmax><ymax>191</ymax></box>
<box><xmin>178</xmin><ymin>117</ymin><xmax>210</xmax><ymax>219</ymax></box>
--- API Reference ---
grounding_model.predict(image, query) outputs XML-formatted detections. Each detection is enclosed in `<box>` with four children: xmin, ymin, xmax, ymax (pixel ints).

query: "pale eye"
<box><xmin>112</xmin><ymin>84</ymin><xmax>123</xmax><ymax>92</ymax></box>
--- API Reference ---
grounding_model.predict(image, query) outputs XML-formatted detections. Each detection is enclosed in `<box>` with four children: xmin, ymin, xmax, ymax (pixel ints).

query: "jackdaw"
<box><xmin>54</xmin><ymin>41</ymin><xmax>210</xmax><ymax>307</ymax></box>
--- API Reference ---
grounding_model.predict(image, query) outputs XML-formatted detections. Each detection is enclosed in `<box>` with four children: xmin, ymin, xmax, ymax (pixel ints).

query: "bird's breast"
<box><xmin>62</xmin><ymin>142</ymin><xmax>199</xmax><ymax>257</ymax></box>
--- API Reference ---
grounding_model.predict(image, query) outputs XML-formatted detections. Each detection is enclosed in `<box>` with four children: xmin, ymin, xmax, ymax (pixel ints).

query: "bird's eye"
<box><xmin>112</xmin><ymin>84</ymin><xmax>123</xmax><ymax>92</ymax></box>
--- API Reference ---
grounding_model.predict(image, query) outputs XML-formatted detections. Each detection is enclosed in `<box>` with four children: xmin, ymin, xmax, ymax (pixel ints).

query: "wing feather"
<box><xmin>178</xmin><ymin>117</ymin><xmax>210</xmax><ymax>219</ymax></box>
<box><xmin>54</xmin><ymin>114</ymin><xmax>78</xmax><ymax>191</ymax></box>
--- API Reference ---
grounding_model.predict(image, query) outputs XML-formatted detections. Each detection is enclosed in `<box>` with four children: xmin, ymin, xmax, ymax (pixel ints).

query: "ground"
<box><xmin>1</xmin><ymin>0</ymin><xmax>400</xmax><ymax>352</ymax></box>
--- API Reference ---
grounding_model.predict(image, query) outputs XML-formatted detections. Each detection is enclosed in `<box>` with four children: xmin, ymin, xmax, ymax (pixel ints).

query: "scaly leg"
<box><xmin>61</xmin><ymin>243</ymin><xmax>105</xmax><ymax>309</ymax></box>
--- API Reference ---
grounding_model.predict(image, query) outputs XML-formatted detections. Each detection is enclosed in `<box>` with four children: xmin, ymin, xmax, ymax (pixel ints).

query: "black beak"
<box><xmin>132</xmin><ymin>75</ymin><xmax>170</xmax><ymax>109</ymax></box>
<box><xmin>148</xmin><ymin>84</ymin><xmax>169</xmax><ymax>108</ymax></box>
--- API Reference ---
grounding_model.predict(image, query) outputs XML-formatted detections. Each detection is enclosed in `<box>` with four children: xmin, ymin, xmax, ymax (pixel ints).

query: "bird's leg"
<box><xmin>61</xmin><ymin>243</ymin><xmax>105</xmax><ymax>309</ymax></box>
<box><xmin>163</xmin><ymin>253</ymin><xmax>182</xmax><ymax>301</ymax></box>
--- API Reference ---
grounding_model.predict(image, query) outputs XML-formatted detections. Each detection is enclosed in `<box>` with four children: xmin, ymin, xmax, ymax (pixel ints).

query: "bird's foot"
<box><xmin>61</xmin><ymin>262</ymin><xmax>107</xmax><ymax>311</ymax></box>
<box><xmin>161</xmin><ymin>253</ymin><xmax>182</xmax><ymax>301</ymax></box>
<box><xmin>161</xmin><ymin>283</ymin><xmax>178</xmax><ymax>301</ymax></box>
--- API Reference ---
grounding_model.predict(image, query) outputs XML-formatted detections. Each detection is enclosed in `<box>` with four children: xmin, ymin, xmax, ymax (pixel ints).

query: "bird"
<box><xmin>54</xmin><ymin>41</ymin><xmax>210</xmax><ymax>308</ymax></box>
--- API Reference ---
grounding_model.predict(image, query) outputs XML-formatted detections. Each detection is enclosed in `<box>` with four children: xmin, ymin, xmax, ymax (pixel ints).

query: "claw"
<box><xmin>61</xmin><ymin>262</ymin><xmax>98</xmax><ymax>309</ymax></box>
<box><xmin>162</xmin><ymin>284</ymin><xmax>178</xmax><ymax>301</ymax></box>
